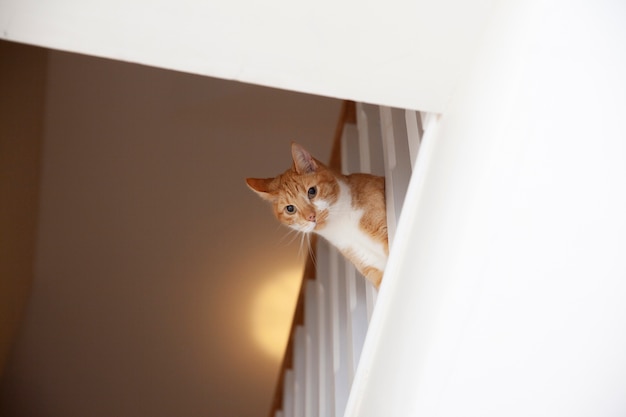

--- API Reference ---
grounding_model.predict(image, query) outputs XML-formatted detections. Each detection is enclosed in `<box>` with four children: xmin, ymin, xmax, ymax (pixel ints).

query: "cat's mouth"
<box><xmin>302</xmin><ymin>221</ymin><xmax>316</xmax><ymax>233</ymax></box>
<box><xmin>291</xmin><ymin>221</ymin><xmax>317</xmax><ymax>234</ymax></box>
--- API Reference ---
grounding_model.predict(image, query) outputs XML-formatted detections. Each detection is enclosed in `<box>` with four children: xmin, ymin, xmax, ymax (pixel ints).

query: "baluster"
<box><xmin>293</xmin><ymin>326</ymin><xmax>306</xmax><ymax>417</ymax></box>
<box><xmin>356</xmin><ymin>103</ymin><xmax>385</xmax><ymax>176</ymax></box>
<box><xmin>345</xmin><ymin>261</ymin><xmax>368</xmax><ymax>375</ymax></box>
<box><xmin>379</xmin><ymin>106</ymin><xmax>413</xmax><ymax>245</ymax></box>
<box><xmin>404</xmin><ymin>110</ymin><xmax>422</xmax><ymax>168</ymax></box>
<box><xmin>341</xmin><ymin>123</ymin><xmax>360</xmax><ymax>175</ymax></box>
<box><xmin>315</xmin><ymin>240</ymin><xmax>335</xmax><ymax>417</ymax></box>
<box><xmin>283</xmin><ymin>369</ymin><xmax>294</xmax><ymax>417</ymax></box>
<box><xmin>355</xmin><ymin>103</ymin><xmax>385</xmax><ymax>317</ymax></box>
<box><xmin>329</xmin><ymin>249</ymin><xmax>350</xmax><ymax>417</ymax></box>
<box><xmin>304</xmin><ymin>280</ymin><xmax>319</xmax><ymax>417</ymax></box>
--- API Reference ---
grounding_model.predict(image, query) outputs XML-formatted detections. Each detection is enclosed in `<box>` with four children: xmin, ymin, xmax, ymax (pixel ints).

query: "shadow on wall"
<box><xmin>0</xmin><ymin>40</ymin><xmax>46</xmax><ymax>380</ymax></box>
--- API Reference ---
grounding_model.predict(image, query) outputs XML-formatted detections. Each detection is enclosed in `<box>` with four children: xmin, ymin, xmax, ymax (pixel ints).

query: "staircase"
<box><xmin>270</xmin><ymin>102</ymin><xmax>438</xmax><ymax>417</ymax></box>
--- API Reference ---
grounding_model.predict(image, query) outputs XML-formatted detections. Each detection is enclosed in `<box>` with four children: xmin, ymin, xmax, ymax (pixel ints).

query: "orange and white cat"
<box><xmin>246</xmin><ymin>143</ymin><xmax>388</xmax><ymax>288</ymax></box>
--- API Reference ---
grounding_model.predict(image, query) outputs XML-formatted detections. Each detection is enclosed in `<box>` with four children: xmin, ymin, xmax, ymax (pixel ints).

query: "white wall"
<box><xmin>347</xmin><ymin>1</ymin><xmax>626</xmax><ymax>416</ymax></box>
<box><xmin>0</xmin><ymin>0</ymin><xmax>497</xmax><ymax>112</ymax></box>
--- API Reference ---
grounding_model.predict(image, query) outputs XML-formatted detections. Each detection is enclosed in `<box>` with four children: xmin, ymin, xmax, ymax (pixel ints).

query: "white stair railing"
<box><xmin>273</xmin><ymin>102</ymin><xmax>438</xmax><ymax>417</ymax></box>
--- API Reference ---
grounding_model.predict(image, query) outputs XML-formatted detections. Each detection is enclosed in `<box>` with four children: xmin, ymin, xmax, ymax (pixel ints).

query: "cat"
<box><xmin>246</xmin><ymin>142</ymin><xmax>388</xmax><ymax>288</ymax></box>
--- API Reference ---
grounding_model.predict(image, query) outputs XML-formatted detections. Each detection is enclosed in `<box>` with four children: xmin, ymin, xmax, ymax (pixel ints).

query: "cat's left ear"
<box><xmin>291</xmin><ymin>142</ymin><xmax>318</xmax><ymax>174</ymax></box>
<box><xmin>246</xmin><ymin>178</ymin><xmax>274</xmax><ymax>201</ymax></box>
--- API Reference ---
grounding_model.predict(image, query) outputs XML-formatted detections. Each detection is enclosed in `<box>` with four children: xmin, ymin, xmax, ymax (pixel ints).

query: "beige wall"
<box><xmin>0</xmin><ymin>41</ymin><xmax>46</xmax><ymax>377</ymax></box>
<box><xmin>0</xmin><ymin>45</ymin><xmax>340</xmax><ymax>416</ymax></box>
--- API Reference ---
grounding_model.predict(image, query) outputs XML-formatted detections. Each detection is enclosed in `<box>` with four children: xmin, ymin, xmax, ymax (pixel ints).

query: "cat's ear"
<box><xmin>246</xmin><ymin>178</ymin><xmax>274</xmax><ymax>201</ymax></box>
<box><xmin>291</xmin><ymin>142</ymin><xmax>318</xmax><ymax>174</ymax></box>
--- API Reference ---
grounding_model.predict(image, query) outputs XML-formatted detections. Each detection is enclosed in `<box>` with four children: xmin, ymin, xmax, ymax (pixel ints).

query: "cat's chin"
<box><xmin>291</xmin><ymin>222</ymin><xmax>317</xmax><ymax>234</ymax></box>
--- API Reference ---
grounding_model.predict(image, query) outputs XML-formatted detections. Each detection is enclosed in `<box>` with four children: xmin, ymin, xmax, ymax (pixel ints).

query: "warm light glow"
<box><xmin>251</xmin><ymin>268</ymin><xmax>303</xmax><ymax>360</ymax></box>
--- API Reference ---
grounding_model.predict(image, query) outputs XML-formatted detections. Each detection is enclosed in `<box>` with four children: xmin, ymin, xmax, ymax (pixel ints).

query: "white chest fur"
<box><xmin>316</xmin><ymin>180</ymin><xmax>387</xmax><ymax>271</ymax></box>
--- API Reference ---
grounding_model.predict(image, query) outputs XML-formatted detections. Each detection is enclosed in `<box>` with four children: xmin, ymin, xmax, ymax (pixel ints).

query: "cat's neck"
<box><xmin>315</xmin><ymin>177</ymin><xmax>387</xmax><ymax>272</ymax></box>
<box><xmin>313</xmin><ymin>179</ymin><xmax>362</xmax><ymax>242</ymax></box>
<box><xmin>316</xmin><ymin>178</ymin><xmax>355</xmax><ymax>229</ymax></box>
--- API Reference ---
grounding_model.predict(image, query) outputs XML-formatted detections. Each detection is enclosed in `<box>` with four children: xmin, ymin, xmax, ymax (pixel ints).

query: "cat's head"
<box><xmin>246</xmin><ymin>143</ymin><xmax>339</xmax><ymax>233</ymax></box>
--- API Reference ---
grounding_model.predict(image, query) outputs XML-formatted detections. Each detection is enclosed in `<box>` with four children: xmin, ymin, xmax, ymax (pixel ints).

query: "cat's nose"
<box><xmin>307</xmin><ymin>213</ymin><xmax>316</xmax><ymax>222</ymax></box>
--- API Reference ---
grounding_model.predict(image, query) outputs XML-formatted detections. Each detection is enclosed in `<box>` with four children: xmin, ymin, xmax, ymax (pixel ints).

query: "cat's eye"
<box><xmin>285</xmin><ymin>205</ymin><xmax>296</xmax><ymax>214</ymax></box>
<box><xmin>308</xmin><ymin>187</ymin><xmax>317</xmax><ymax>199</ymax></box>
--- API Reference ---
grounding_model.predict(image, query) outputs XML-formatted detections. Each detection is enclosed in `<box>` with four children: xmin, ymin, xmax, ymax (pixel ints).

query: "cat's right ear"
<box><xmin>246</xmin><ymin>178</ymin><xmax>274</xmax><ymax>201</ymax></box>
<box><xmin>291</xmin><ymin>142</ymin><xmax>319</xmax><ymax>174</ymax></box>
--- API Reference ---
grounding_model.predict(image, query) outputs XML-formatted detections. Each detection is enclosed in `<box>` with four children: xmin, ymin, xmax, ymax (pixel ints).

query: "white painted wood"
<box><xmin>379</xmin><ymin>107</ymin><xmax>397</xmax><ymax>170</ymax></box>
<box><xmin>355</xmin><ymin>102</ymin><xmax>382</xmax><ymax>318</ymax></box>
<box><xmin>341</xmin><ymin>124</ymin><xmax>360</xmax><ymax>176</ymax></box>
<box><xmin>420</xmin><ymin>111</ymin><xmax>438</xmax><ymax>133</ymax></box>
<box><xmin>404</xmin><ymin>110</ymin><xmax>422</xmax><ymax>168</ymax></box>
<box><xmin>304</xmin><ymin>282</ymin><xmax>319</xmax><ymax>417</ymax></box>
<box><xmin>355</xmin><ymin>104</ymin><xmax>372</xmax><ymax>175</ymax></box>
<box><xmin>343</xmin><ymin>261</ymin><xmax>357</xmax><ymax>383</ymax></box>
<box><xmin>378</xmin><ymin>107</ymin><xmax>398</xmax><ymax>242</ymax></box>
<box><xmin>364</xmin><ymin>285</ymin><xmax>377</xmax><ymax>323</ymax></box>
<box><xmin>346</xmin><ymin>2</ymin><xmax>626</xmax><ymax>417</ymax></box>
<box><xmin>329</xmin><ymin>250</ymin><xmax>350</xmax><ymax>417</ymax></box>
<box><xmin>315</xmin><ymin>241</ymin><xmax>335</xmax><ymax>417</ymax></box>
<box><xmin>283</xmin><ymin>369</ymin><xmax>294</xmax><ymax>417</ymax></box>
<box><xmin>345</xmin><ymin>262</ymin><xmax>368</xmax><ymax>374</ymax></box>
<box><xmin>379</xmin><ymin>106</ymin><xmax>413</xmax><ymax>245</ymax></box>
<box><xmin>0</xmin><ymin>0</ymin><xmax>499</xmax><ymax>113</ymax></box>
<box><xmin>355</xmin><ymin>103</ymin><xmax>385</xmax><ymax>177</ymax></box>
<box><xmin>293</xmin><ymin>326</ymin><xmax>306</xmax><ymax>417</ymax></box>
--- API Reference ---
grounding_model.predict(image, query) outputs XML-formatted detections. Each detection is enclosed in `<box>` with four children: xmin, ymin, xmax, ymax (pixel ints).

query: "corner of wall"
<box><xmin>0</xmin><ymin>39</ymin><xmax>47</xmax><ymax>378</ymax></box>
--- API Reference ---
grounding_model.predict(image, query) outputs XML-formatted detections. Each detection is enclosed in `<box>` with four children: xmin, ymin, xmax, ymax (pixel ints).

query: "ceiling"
<box><xmin>0</xmin><ymin>45</ymin><xmax>341</xmax><ymax>416</ymax></box>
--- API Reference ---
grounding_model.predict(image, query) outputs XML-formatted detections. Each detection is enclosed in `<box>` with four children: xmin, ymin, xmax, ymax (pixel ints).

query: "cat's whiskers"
<box><xmin>278</xmin><ymin>226</ymin><xmax>303</xmax><ymax>248</ymax></box>
<box><xmin>297</xmin><ymin>231</ymin><xmax>308</xmax><ymax>259</ymax></box>
<box><xmin>291</xmin><ymin>231</ymin><xmax>316</xmax><ymax>267</ymax></box>
<box><xmin>305</xmin><ymin>234</ymin><xmax>317</xmax><ymax>268</ymax></box>
<box><xmin>278</xmin><ymin>228</ymin><xmax>313</xmax><ymax>263</ymax></box>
